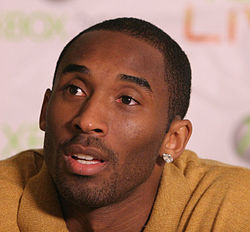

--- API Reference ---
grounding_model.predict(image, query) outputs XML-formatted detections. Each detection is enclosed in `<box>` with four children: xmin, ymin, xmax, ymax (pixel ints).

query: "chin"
<box><xmin>53</xmin><ymin>170</ymin><xmax>121</xmax><ymax>208</ymax></box>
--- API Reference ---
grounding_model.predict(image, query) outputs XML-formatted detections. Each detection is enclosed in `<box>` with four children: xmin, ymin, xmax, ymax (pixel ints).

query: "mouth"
<box><xmin>63</xmin><ymin>145</ymin><xmax>108</xmax><ymax>176</ymax></box>
<box><xmin>71</xmin><ymin>154</ymin><xmax>105</xmax><ymax>165</ymax></box>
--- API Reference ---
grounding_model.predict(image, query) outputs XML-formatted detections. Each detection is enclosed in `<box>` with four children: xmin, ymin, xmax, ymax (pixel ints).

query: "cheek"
<box><xmin>110</xmin><ymin>111</ymin><xmax>165</xmax><ymax>158</ymax></box>
<box><xmin>46</xmin><ymin>97</ymin><xmax>75</xmax><ymax>140</ymax></box>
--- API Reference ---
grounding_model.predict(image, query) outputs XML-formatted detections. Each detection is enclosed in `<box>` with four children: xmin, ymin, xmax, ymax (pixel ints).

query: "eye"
<box><xmin>66</xmin><ymin>85</ymin><xmax>85</xmax><ymax>96</ymax></box>
<box><xmin>116</xmin><ymin>96</ymin><xmax>139</xmax><ymax>106</ymax></box>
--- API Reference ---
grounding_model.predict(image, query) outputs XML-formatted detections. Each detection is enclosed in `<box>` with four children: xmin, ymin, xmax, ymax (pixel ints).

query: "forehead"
<box><xmin>56</xmin><ymin>30</ymin><xmax>166</xmax><ymax>92</ymax></box>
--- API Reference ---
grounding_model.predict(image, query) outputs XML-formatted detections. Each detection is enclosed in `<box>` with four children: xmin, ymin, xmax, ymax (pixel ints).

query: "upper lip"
<box><xmin>63</xmin><ymin>144</ymin><xmax>107</xmax><ymax>162</ymax></box>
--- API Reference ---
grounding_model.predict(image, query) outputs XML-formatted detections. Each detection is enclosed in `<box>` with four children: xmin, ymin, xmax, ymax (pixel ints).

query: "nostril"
<box><xmin>72</xmin><ymin>118</ymin><xmax>106</xmax><ymax>134</ymax></box>
<box><xmin>74</xmin><ymin>124</ymin><xmax>82</xmax><ymax>131</ymax></box>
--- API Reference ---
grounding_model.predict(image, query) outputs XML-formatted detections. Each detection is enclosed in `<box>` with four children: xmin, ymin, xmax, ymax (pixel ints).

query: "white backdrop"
<box><xmin>1</xmin><ymin>0</ymin><xmax>250</xmax><ymax>168</ymax></box>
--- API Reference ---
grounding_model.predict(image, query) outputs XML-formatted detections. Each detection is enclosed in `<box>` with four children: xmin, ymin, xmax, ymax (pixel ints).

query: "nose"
<box><xmin>71</xmin><ymin>96</ymin><xmax>108</xmax><ymax>136</ymax></box>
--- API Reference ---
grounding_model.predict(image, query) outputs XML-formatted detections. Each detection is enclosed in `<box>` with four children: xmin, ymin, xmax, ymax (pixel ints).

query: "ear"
<box><xmin>159</xmin><ymin>117</ymin><xmax>192</xmax><ymax>161</ymax></box>
<box><xmin>39</xmin><ymin>89</ymin><xmax>52</xmax><ymax>131</ymax></box>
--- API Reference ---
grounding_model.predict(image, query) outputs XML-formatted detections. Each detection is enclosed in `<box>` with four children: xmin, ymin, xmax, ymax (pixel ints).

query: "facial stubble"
<box><xmin>44</xmin><ymin>132</ymin><xmax>162</xmax><ymax>209</ymax></box>
<box><xmin>53</xmin><ymin>148</ymin><xmax>157</xmax><ymax>209</ymax></box>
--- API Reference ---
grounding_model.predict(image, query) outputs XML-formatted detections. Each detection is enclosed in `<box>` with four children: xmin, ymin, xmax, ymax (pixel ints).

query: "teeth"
<box><xmin>76</xmin><ymin>160</ymin><xmax>99</xmax><ymax>165</ymax></box>
<box><xmin>72</xmin><ymin>154</ymin><xmax>94</xmax><ymax>161</ymax></box>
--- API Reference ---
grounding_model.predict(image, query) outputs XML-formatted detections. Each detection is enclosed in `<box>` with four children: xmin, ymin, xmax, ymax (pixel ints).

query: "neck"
<box><xmin>60</xmin><ymin>166</ymin><xmax>163</xmax><ymax>232</ymax></box>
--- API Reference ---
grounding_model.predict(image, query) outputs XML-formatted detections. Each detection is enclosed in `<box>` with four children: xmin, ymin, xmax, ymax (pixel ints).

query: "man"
<box><xmin>0</xmin><ymin>17</ymin><xmax>249</xmax><ymax>232</ymax></box>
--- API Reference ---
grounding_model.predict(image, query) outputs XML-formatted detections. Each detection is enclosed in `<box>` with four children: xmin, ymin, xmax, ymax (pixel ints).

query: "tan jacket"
<box><xmin>1</xmin><ymin>149</ymin><xmax>250</xmax><ymax>231</ymax></box>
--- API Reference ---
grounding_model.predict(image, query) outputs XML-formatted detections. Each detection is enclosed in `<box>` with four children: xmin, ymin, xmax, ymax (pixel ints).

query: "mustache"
<box><xmin>62</xmin><ymin>135</ymin><xmax>117</xmax><ymax>161</ymax></box>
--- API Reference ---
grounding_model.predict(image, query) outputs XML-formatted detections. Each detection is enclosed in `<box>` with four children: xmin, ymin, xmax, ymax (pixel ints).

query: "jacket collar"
<box><xmin>144</xmin><ymin>163</ymin><xmax>191</xmax><ymax>231</ymax></box>
<box><xmin>17</xmin><ymin>162</ymin><xmax>68</xmax><ymax>231</ymax></box>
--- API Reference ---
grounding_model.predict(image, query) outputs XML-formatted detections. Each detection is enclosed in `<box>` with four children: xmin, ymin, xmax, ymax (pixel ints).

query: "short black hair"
<box><xmin>53</xmin><ymin>17</ymin><xmax>191</xmax><ymax>126</ymax></box>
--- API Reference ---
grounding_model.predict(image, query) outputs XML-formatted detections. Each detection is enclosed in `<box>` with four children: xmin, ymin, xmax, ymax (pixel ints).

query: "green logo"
<box><xmin>1</xmin><ymin>123</ymin><xmax>43</xmax><ymax>157</ymax></box>
<box><xmin>0</xmin><ymin>11</ymin><xmax>66</xmax><ymax>41</ymax></box>
<box><xmin>234</xmin><ymin>117</ymin><xmax>250</xmax><ymax>162</ymax></box>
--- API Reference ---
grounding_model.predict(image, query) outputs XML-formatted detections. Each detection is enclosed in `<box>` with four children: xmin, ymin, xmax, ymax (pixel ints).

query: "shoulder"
<box><xmin>0</xmin><ymin>149</ymin><xmax>44</xmax><ymax>188</ymax></box>
<box><xmin>174</xmin><ymin>150</ymin><xmax>250</xmax><ymax>230</ymax></box>
<box><xmin>0</xmin><ymin>149</ymin><xmax>44</xmax><ymax>229</ymax></box>
<box><xmin>175</xmin><ymin>150</ymin><xmax>250</xmax><ymax>189</ymax></box>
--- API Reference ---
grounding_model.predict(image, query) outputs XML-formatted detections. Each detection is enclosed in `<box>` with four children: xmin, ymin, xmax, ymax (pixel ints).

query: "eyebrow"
<box><xmin>62</xmin><ymin>64</ymin><xmax>89</xmax><ymax>74</ymax></box>
<box><xmin>119</xmin><ymin>74</ymin><xmax>152</xmax><ymax>92</ymax></box>
<box><xmin>62</xmin><ymin>64</ymin><xmax>152</xmax><ymax>92</ymax></box>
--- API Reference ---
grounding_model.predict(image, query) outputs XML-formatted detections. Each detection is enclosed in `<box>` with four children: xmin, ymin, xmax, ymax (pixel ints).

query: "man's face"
<box><xmin>41</xmin><ymin>30</ymin><xmax>169</xmax><ymax>207</ymax></box>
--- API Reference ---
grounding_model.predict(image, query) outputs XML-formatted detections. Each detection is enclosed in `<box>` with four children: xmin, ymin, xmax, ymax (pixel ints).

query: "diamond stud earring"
<box><xmin>162</xmin><ymin>153</ymin><xmax>174</xmax><ymax>163</ymax></box>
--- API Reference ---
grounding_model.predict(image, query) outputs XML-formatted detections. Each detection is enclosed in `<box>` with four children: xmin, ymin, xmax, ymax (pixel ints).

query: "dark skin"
<box><xmin>40</xmin><ymin>31</ymin><xmax>192</xmax><ymax>232</ymax></box>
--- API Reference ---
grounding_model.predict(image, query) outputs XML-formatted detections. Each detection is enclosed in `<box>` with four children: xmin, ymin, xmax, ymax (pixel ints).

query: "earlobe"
<box><xmin>160</xmin><ymin>118</ymin><xmax>192</xmax><ymax>161</ymax></box>
<box><xmin>39</xmin><ymin>89</ymin><xmax>52</xmax><ymax>131</ymax></box>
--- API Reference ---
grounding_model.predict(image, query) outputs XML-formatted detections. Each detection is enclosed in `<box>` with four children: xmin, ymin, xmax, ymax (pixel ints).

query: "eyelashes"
<box><xmin>116</xmin><ymin>96</ymin><xmax>139</xmax><ymax>106</ymax></box>
<box><xmin>65</xmin><ymin>84</ymin><xmax>85</xmax><ymax>96</ymax></box>
<box><xmin>64</xmin><ymin>84</ymin><xmax>140</xmax><ymax>106</ymax></box>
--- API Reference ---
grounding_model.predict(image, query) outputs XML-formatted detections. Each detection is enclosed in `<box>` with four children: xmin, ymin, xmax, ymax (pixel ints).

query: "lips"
<box><xmin>71</xmin><ymin>154</ymin><xmax>104</xmax><ymax>165</ymax></box>
<box><xmin>63</xmin><ymin>144</ymin><xmax>107</xmax><ymax>176</ymax></box>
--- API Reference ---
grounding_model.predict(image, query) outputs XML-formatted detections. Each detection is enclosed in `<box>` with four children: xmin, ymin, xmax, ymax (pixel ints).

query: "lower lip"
<box><xmin>64</xmin><ymin>155</ymin><xmax>106</xmax><ymax>176</ymax></box>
